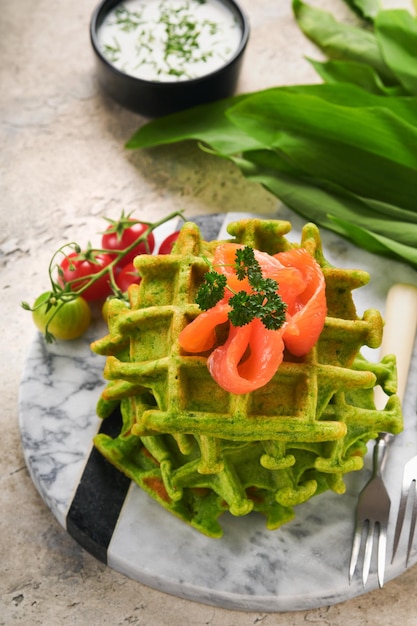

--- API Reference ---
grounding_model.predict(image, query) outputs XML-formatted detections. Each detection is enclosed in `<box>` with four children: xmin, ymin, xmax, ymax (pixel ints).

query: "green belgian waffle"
<box><xmin>91</xmin><ymin>219</ymin><xmax>403</xmax><ymax>537</ymax></box>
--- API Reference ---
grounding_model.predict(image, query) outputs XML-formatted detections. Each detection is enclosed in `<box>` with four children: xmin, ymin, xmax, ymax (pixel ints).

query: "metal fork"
<box><xmin>389</xmin><ymin>285</ymin><xmax>417</xmax><ymax>566</ymax></box>
<box><xmin>349</xmin><ymin>283</ymin><xmax>417</xmax><ymax>587</ymax></box>
<box><xmin>349</xmin><ymin>431</ymin><xmax>393</xmax><ymax>587</ymax></box>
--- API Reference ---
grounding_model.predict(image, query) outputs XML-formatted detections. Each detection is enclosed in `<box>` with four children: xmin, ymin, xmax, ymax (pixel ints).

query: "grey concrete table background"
<box><xmin>2</xmin><ymin>0</ymin><xmax>417</xmax><ymax>624</ymax></box>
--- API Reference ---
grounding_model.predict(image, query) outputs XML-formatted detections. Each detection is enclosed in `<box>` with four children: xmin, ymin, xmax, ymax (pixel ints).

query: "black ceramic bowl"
<box><xmin>90</xmin><ymin>0</ymin><xmax>250</xmax><ymax>117</ymax></box>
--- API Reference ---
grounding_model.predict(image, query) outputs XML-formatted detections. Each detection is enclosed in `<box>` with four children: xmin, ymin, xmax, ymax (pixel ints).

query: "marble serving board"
<box><xmin>18</xmin><ymin>211</ymin><xmax>417</xmax><ymax>612</ymax></box>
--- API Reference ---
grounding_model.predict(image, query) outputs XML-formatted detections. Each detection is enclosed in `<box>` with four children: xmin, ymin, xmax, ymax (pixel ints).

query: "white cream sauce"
<box><xmin>97</xmin><ymin>0</ymin><xmax>243</xmax><ymax>82</ymax></box>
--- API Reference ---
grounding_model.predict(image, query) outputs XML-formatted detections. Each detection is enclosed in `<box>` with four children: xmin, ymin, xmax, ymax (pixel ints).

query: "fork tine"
<box><xmin>392</xmin><ymin>458</ymin><xmax>417</xmax><ymax>562</ymax></box>
<box><xmin>406</xmin><ymin>480</ymin><xmax>417</xmax><ymax>566</ymax></box>
<box><xmin>392</xmin><ymin>489</ymin><xmax>409</xmax><ymax>561</ymax></box>
<box><xmin>362</xmin><ymin>520</ymin><xmax>374</xmax><ymax>586</ymax></box>
<box><xmin>349</xmin><ymin>434</ymin><xmax>392</xmax><ymax>587</ymax></box>
<box><xmin>377</xmin><ymin>524</ymin><xmax>387</xmax><ymax>588</ymax></box>
<box><xmin>349</xmin><ymin>519</ymin><xmax>364</xmax><ymax>583</ymax></box>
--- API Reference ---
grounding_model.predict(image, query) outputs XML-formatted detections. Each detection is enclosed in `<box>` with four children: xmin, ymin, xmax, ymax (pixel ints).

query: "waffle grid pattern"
<box><xmin>92</xmin><ymin>219</ymin><xmax>403</xmax><ymax>537</ymax></box>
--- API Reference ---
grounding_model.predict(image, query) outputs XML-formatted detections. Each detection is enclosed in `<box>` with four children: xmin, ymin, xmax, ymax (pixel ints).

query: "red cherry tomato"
<box><xmin>116</xmin><ymin>262</ymin><xmax>142</xmax><ymax>292</ymax></box>
<box><xmin>59</xmin><ymin>251</ymin><xmax>113</xmax><ymax>301</ymax></box>
<box><xmin>102</xmin><ymin>219</ymin><xmax>155</xmax><ymax>266</ymax></box>
<box><xmin>158</xmin><ymin>231</ymin><xmax>180</xmax><ymax>254</ymax></box>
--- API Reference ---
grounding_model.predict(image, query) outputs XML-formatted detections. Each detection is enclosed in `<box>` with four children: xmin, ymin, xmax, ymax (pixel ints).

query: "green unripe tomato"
<box><xmin>32</xmin><ymin>292</ymin><xmax>91</xmax><ymax>340</ymax></box>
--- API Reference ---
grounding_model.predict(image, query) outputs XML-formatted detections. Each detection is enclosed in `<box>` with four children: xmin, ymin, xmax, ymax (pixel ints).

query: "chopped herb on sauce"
<box><xmin>98</xmin><ymin>0</ymin><xmax>241</xmax><ymax>82</ymax></box>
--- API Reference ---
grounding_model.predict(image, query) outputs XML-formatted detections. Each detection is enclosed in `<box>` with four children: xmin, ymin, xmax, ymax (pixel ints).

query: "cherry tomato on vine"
<box><xmin>102</xmin><ymin>218</ymin><xmax>155</xmax><ymax>266</ymax></box>
<box><xmin>32</xmin><ymin>292</ymin><xmax>91</xmax><ymax>340</ymax></box>
<box><xmin>116</xmin><ymin>263</ymin><xmax>142</xmax><ymax>292</ymax></box>
<box><xmin>158</xmin><ymin>231</ymin><xmax>180</xmax><ymax>254</ymax></box>
<box><xmin>59</xmin><ymin>251</ymin><xmax>113</xmax><ymax>301</ymax></box>
<box><xmin>115</xmin><ymin>262</ymin><xmax>142</xmax><ymax>292</ymax></box>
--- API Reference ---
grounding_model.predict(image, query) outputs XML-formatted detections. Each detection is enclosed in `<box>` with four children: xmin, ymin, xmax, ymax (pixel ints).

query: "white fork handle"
<box><xmin>374</xmin><ymin>283</ymin><xmax>417</xmax><ymax>410</ymax></box>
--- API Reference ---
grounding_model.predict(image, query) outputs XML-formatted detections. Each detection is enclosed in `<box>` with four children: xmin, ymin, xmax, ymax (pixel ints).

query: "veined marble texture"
<box><xmin>18</xmin><ymin>212</ymin><xmax>417</xmax><ymax>612</ymax></box>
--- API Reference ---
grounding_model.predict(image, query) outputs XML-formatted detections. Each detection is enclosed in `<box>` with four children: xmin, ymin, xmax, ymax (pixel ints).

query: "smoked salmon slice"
<box><xmin>178</xmin><ymin>301</ymin><xmax>230</xmax><ymax>353</ymax></box>
<box><xmin>207</xmin><ymin>318</ymin><xmax>286</xmax><ymax>394</ymax></box>
<box><xmin>276</xmin><ymin>248</ymin><xmax>327</xmax><ymax>357</ymax></box>
<box><xmin>179</xmin><ymin>243</ymin><xmax>327</xmax><ymax>394</ymax></box>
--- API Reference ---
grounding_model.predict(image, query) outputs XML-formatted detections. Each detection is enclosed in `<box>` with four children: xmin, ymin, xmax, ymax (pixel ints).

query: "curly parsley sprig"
<box><xmin>195</xmin><ymin>271</ymin><xmax>227</xmax><ymax>311</ymax></box>
<box><xmin>196</xmin><ymin>246</ymin><xmax>287</xmax><ymax>331</ymax></box>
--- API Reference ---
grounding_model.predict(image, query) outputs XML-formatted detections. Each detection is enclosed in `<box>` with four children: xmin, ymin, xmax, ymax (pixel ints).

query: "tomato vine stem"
<box><xmin>21</xmin><ymin>210</ymin><xmax>185</xmax><ymax>342</ymax></box>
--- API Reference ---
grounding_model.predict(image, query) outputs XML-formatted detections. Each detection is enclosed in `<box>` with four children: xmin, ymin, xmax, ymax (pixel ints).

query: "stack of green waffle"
<box><xmin>91</xmin><ymin>218</ymin><xmax>403</xmax><ymax>537</ymax></box>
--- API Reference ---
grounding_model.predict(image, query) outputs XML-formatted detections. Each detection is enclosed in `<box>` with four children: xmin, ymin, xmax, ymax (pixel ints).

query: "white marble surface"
<box><xmin>18</xmin><ymin>212</ymin><xmax>417</xmax><ymax>612</ymax></box>
<box><xmin>4</xmin><ymin>0</ymin><xmax>417</xmax><ymax>624</ymax></box>
<box><xmin>18</xmin><ymin>324</ymin><xmax>106</xmax><ymax>528</ymax></box>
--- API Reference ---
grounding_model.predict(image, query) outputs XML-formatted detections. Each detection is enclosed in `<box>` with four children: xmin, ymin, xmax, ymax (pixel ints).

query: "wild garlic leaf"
<box><xmin>126</xmin><ymin>84</ymin><xmax>417</xmax><ymax>154</ymax></box>
<box><xmin>359</xmin><ymin>197</ymin><xmax>417</xmax><ymax>224</ymax></box>
<box><xmin>375</xmin><ymin>10</ymin><xmax>417</xmax><ymax>95</ymax></box>
<box><xmin>125</xmin><ymin>93</ymin><xmax>262</xmax><ymax>154</ymax></box>
<box><xmin>292</xmin><ymin>0</ymin><xmax>396</xmax><ymax>85</ymax></box>
<box><xmin>226</xmin><ymin>88</ymin><xmax>417</xmax><ymax>170</ymax></box>
<box><xmin>278</xmin><ymin>83</ymin><xmax>417</xmax><ymax>126</ymax></box>
<box><xmin>234</xmin><ymin>163</ymin><xmax>417</xmax><ymax>268</ymax></box>
<box><xmin>327</xmin><ymin>215</ymin><xmax>417</xmax><ymax>268</ymax></box>
<box><xmin>306</xmin><ymin>58</ymin><xmax>407</xmax><ymax>96</ymax></box>
<box><xmin>341</xmin><ymin>0</ymin><xmax>381</xmax><ymax>21</ymax></box>
<box><xmin>240</xmin><ymin>148</ymin><xmax>417</xmax><ymax>239</ymax></box>
<box><xmin>125</xmin><ymin>3</ymin><xmax>417</xmax><ymax>271</ymax></box>
<box><xmin>226</xmin><ymin>90</ymin><xmax>417</xmax><ymax>212</ymax></box>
